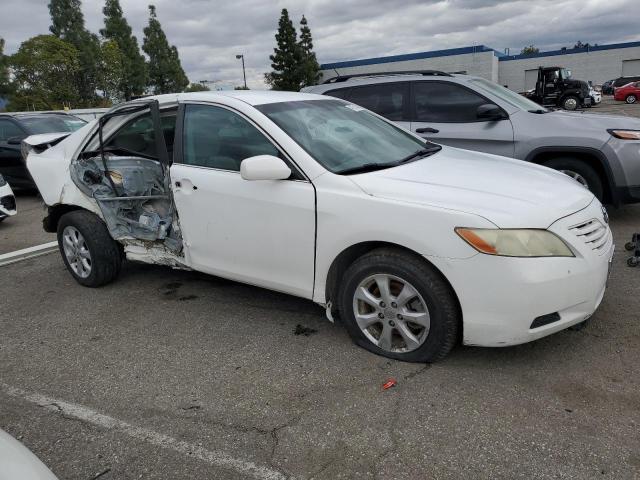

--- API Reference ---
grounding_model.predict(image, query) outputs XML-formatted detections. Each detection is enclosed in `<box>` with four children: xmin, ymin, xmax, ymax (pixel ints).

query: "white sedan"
<box><xmin>25</xmin><ymin>91</ymin><xmax>613</xmax><ymax>362</ymax></box>
<box><xmin>0</xmin><ymin>174</ymin><xmax>17</xmax><ymax>222</ymax></box>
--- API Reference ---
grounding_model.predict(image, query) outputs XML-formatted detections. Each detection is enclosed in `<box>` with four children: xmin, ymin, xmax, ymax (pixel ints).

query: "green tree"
<box><xmin>265</xmin><ymin>8</ymin><xmax>302</xmax><ymax>91</ymax></box>
<box><xmin>48</xmin><ymin>0</ymin><xmax>101</xmax><ymax>106</ymax></box>
<box><xmin>0</xmin><ymin>38</ymin><xmax>13</xmax><ymax>100</ymax></box>
<box><xmin>184</xmin><ymin>83</ymin><xmax>210</xmax><ymax>92</ymax></box>
<box><xmin>520</xmin><ymin>45</ymin><xmax>539</xmax><ymax>56</ymax></box>
<box><xmin>98</xmin><ymin>40</ymin><xmax>125</xmax><ymax>104</ymax></box>
<box><xmin>142</xmin><ymin>5</ymin><xmax>189</xmax><ymax>94</ymax></box>
<box><xmin>297</xmin><ymin>15</ymin><xmax>320</xmax><ymax>88</ymax></box>
<box><xmin>100</xmin><ymin>0</ymin><xmax>148</xmax><ymax>100</ymax></box>
<box><xmin>9</xmin><ymin>35</ymin><xmax>80</xmax><ymax>110</ymax></box>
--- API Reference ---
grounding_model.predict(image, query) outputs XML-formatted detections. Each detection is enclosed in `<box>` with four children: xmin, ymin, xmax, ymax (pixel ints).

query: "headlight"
<box><xmin>608</xmin><ymin>129</ymin><xmax>640</xmax><ymax>140</ymax></box>
<box><xmin>455</xmin><ymin>228</ymin><xmax>574</xmax><ymax>257</ymax></box>
<box><xmin>0</xmin><ymin>174</ymin><xmax>6</xmax><ymax>187</ymax></box>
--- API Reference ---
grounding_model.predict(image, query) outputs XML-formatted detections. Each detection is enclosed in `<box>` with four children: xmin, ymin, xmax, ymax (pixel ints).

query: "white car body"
<box><xmin>589</xmin><ymin>86</ymin><xmax>602</xmax><ymax>105</ymax></box>
<box><xmin>26</xmin><ymin>91</ymin><xmax>613</xmax><ymax>351</ymax></box>
<box><xmin>0</xmin><ymin>177</ymin><xmax>17</xmax><ymax>220</ymax></box>
<box><xmin>0</xmin><ymin>429</ymin><xmax>58</xmax><ymax>480</ymax></box>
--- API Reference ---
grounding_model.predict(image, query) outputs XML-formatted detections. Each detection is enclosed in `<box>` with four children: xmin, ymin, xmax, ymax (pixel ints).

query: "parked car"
<box><xmin>0</xmin><ymin>112</ymin><xmax>86</xmax><ymax>189</ymax></box>
<box><xmin>613</xmin><ymin>81</ymin><xmax>640</xmax><ymax>104</ymax></box>
<box><xmin>0</xmin><ymin>429</ymin><xmax>59</xmax><ymax>480</ymax></box>
<box><xmin>601</xmin><ymin>80</ymin><xmax>614</xmax><ymax>95</ymax></box>
<box><xmin>612</xmin><ymin>75</ymin><xmax>640</xmax><ymax>89</ymax></box>
<box><xmin>304</xmin><ymin>71</ymin><xmax>640</xmax><ymax>204</ymax></box>
<box><xmin>588</xmin><ymin>85</ymin><xmax>601</xmax><ymax>106</ymax></box>
<box><xmin>25</xmin><ymin>92</ymin><xmax>613</xmax><ymax>362</ymax></box>
<box><xmin>0</xmin><ymin>173</ymin><xmax>17</xmax><ymax>222</ymax></box>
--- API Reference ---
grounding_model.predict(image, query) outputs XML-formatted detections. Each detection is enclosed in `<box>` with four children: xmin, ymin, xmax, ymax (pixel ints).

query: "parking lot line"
<box><xmin>0</xmin><ymin>241</ymin><xmax>58</xmax><ymax>267</ymax></box>
<box><xmin>1</xmin><ymin>383</ymin><xmax>289</xmax><ymax>480</ymax></box>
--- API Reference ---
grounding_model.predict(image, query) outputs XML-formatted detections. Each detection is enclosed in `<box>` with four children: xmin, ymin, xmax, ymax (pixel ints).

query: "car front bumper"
<box><xmin>428</xmin><ymin>200</ymin><xmax>613</xmax><ymax>347</ymax></box>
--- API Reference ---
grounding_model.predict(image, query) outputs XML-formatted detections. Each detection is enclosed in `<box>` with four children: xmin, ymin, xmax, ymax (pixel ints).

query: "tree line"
<box><xmin>0</xmin><ymin>0</ymin><xmax>190</xmax><ymax>110</ymax></box>
<box><xmin>0</xmin><ymin>4</ymin><xmax>322</xmax><ymax>111</ymax></box>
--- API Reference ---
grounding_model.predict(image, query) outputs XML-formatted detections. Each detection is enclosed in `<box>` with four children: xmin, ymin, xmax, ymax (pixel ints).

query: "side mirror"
<box><xmin>240</xmin><ymin>155</ymin><xmax>291</xmax><ymax>181</ymax></box>
<box><xmin>476</xmin><ymin>104</ymin><xmax>506</xmax><ymax>121</ymax></box>
<box><xmin>7</xmin><ymin>135</ymin><xmax>26</xmax><ymax>145</ymax></box>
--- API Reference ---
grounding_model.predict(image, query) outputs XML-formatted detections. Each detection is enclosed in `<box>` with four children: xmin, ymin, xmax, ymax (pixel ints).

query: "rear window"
<box><xmin>19</xmin><ymin>114</ymin><xmax>86</xmax><ymax>134</ymax></box>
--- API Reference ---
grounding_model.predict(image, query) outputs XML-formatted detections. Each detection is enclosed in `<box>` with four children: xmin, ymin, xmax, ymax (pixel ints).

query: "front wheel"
<box><xmin>57</xmin><ymin>210</ymin><xmax>122</xmax><ymax>287</ymax></box>
<box><xmin>339</xmin><ymin>248</ymin><xmax>459</xmax><ymax>363</ymax></box>
<box><xmin>544</xmin><ymin>158</ymin><xmax>604</xmax><ymax>201</ymax></box>
<box><xmin>562</xmin><ymin>95</ymin><xmax>580</xmax><ymax>110</ymax></box>
<box><xmin>626</xmin><ymin>95</ymin><xmax>637</xmax><ymax>104</ymax></box>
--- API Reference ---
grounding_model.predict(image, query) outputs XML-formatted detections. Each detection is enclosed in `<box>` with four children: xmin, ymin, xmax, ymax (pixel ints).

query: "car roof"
<box><xmin>305</xmin><ymin>73</ymin><xmax>475</xmax><ymax>93</ymax></box>
<box><xmin>178</xmin><ymin>90</ymin><xmax>328</xmax><ymax>106</ymax></box>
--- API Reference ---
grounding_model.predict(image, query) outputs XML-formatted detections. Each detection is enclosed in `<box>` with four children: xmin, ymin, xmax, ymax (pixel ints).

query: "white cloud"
<box><xmin>1</xmin><ymin>0</ymin><xmax>639</xmax><ymax>89</ymax></box>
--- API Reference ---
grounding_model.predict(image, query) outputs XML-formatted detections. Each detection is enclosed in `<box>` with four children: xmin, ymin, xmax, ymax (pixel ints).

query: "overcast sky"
<box><xmin>1</xmin><ymin>0</ymin><xmax>639</xmax><ymax>89</ymax></box>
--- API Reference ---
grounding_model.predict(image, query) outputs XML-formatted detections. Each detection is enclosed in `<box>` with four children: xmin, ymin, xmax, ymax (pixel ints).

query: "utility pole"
<box><xmin>236</xmin><ymin>54</ymin><xmax>247</xmax><ymax>89</ymax></box>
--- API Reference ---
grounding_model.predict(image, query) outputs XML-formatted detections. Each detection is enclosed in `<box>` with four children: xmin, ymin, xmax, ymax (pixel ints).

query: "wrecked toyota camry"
<box><xmin>25</xmin><ymin>91</ymin><xmax>613</xmax><ymax>362</ymax></box>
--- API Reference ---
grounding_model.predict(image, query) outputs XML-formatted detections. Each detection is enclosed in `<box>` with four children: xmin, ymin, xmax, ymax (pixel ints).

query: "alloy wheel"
<box><xmin>62</xmin><ymin>226</ymin><xmax>92</xmax><ymax>278</ymax></box>
<box><xmin>563</xmin><ymin>97</ymin><xmax>578</xmax><ymax>110</ymax></box>
<box><xmin>352</xmin><ymin>274</ymin><xmax>430</xmax><ymax>353</ymax></box>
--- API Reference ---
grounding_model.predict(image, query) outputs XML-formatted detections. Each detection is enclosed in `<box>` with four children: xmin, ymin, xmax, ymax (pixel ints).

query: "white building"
<box><xmin>319</xmin><ymin>41</ymin><xmax>640</xmax><ymax>92</ymax></box>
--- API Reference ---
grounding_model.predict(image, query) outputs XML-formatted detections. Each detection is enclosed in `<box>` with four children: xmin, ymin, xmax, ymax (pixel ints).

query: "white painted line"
<box><xmin>1</xmin><ymin>383</ymin><xmax>289</xmax><ymax>480</ymax></box>
<box><xmin>0</xmin><ymin>241</ymin><xmax>58</xmax><ymax>267</ymax></box>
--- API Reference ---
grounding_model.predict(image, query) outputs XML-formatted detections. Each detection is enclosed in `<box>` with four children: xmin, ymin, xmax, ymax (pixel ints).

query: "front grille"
<box><xmin>0</xmin><ymin>195</ymin><xmax>16</xmax><ymax>211</ymax></box>
<box><xmin>569</xmin><ymin>218</ymin><xmax>610</xmax><ymax>253</ymax></box>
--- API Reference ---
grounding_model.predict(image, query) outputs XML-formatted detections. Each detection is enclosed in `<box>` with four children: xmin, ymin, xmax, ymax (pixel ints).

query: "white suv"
<box><xmin>25</xmin><ymin>91</ymin><xmax>613</xmax><ymax>362</ymax></box>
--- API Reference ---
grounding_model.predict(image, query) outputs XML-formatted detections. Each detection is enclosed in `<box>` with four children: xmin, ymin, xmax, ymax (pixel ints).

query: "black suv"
<box><xmin>0</xmin><ymin>112</ymin><xmax>86</xmax><ymax>189</ymax></box>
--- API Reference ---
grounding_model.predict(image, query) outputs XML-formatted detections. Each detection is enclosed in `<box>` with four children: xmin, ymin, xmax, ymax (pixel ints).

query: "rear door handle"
<box><xmin>415</xmin><ymin>127</ymin><xmax>439</xmax><ymax>134</ymax></box>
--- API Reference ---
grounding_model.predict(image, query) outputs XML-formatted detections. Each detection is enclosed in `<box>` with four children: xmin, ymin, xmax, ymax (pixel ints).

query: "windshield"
<box><xmin>469</xmin><ymin>78</ymin><xmax>548</xmax><ymax>112</ymax></box>
<box><xmin>20</xmin><ymin>114</ymin><xmax>86</xmax><ymax>134</ymax></box>
<box><xmin>256</xmin><ymin>99</ymin><xmax>428</xmax><ymax>174</ymax></box>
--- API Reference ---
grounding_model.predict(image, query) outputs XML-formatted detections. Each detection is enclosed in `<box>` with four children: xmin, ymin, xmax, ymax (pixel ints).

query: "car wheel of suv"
<box><xmin>339</xmin><ymin>248</ymin><xmax>459</xmax><ymax>363</ymax></box>
<box><xmin>544</xmin><ymin>158</ymin><xmax>604</xmax><ymax>201</ymax></box>
<box><xmin>57</xmin><ymin>210</ymin><xmax>122</xmax><ymax>287</ymax></box>
<box><xmin>626</xmin><ymin>94</ymin><xmax>637</xmax><ymax>104</ymax></box>
<box><xmin>562</xmin><ymin>96</ymin><xmax>579</xmax><ymax>110</ymax></box>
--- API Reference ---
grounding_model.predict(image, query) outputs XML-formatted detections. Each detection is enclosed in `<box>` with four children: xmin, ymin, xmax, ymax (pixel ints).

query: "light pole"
<box><xmin>236</xmin><ymin>54</ymin><xmax>247</xmax><ymax>89</ymax></box>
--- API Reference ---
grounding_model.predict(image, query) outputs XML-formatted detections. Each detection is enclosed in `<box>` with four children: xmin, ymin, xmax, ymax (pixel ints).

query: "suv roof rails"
<box><xmin>322</xmin><ymin>70</ymin><xmax>452</xmax><ymax>84</ymax></box>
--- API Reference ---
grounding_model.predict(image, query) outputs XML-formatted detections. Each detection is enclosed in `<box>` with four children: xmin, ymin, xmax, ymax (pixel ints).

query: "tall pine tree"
<box><xmin>48</xmin><ymin>0</ymin><xmax>101</xmax><ymax>106</ymax></box>
<box><xmin>298</xmin><ymin>15</ymin><xmax>320</xmax><ymax>88</ymax></box>
<box><xmin>142</xmin><ymin>5</ymin><xmax>189</xmax><ymax>94</ymax></box>
<box><xmin>100</xmin><ymin>0</ymin><xmax>147</xmax><ymax>100</ymax></box>
<box><xmin>265</xmin><ymin>9</ymin><xmax>302</xmax><ymax>91</ymax></box>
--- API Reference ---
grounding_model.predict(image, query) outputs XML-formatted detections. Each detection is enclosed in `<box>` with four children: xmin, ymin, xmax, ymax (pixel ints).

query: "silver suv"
<box><xmin>304</xmin><ymin>71</ymin><xmax>640</xmax><ymax>205</ymax></box>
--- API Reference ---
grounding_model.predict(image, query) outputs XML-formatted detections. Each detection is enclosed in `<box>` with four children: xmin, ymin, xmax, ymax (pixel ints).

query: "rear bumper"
<box><xmin>428</xmin><ymin>200</ymin><xmax>613</xmax><ymax>347</ymax></box>
<box><xmin>0</xmin><ymin>184</ymin><xmax>17</xmax><ymax>218</ymax></box>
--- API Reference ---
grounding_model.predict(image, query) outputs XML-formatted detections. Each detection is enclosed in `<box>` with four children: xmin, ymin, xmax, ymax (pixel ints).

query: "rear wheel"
<box><xmin>626</xmin><ymin>94</ymin><xmax>637</xmax><ymax>104</ymax></box>
<box><xmin>339</xmin><ymin>248</ymin><xmax>459</xmax><ymax>363</ymax></box>
<box><xmin>544</xmin><ymin>158</ymin><xmax>604</xmax><ymax>201</ymax></box>
<box><xmin>562</xmin><ymin>95</ymin><xmax>580</xmax><ymax>110</ymax></box>
<box><xmin>57</xmin><ymin>210</ymin><xmax>122</xmax><ymax>287</ymax></box>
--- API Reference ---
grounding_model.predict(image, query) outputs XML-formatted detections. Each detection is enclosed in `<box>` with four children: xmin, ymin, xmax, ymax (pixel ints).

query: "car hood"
<box><xmin>347</xmin><ymin>147</ymin><xmax>594</xmax><ymax>228</ymax></box>
<box><xmin>544</xmin><ymin>109</ymin><xmax>640</xmax><ymax>130</ymax></box>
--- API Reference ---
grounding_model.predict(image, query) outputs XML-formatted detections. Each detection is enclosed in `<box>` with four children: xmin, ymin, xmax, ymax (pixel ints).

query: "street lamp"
<box><xmin>236</xmin><ymin>54</ymin><xmax>247</xmax><ymax>89</ymax></box>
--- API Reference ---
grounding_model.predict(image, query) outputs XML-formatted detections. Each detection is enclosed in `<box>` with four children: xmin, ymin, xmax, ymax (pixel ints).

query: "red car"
<box><xmin>614</xmin><ymin>82</ymin><xmax>640</xmax><ymax>104</ymax></box>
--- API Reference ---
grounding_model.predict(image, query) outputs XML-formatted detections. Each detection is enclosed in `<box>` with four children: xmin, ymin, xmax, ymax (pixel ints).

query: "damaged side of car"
<box><xmin>26</xmin><ymin>97</ymin><xmax>188</xmax><ymax>269</ymax></box>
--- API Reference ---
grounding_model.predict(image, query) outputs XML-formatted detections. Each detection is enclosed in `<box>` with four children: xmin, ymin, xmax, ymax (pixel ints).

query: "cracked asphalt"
<box><xmin>1</xmin><ymin>196</ymin><xmax>639</xmax><ymax>479</ymax></box>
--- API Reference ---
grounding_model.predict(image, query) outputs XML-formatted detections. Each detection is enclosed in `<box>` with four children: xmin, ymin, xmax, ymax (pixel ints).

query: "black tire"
<box><xmin>626</xmin><ymin>95</ymin><xmax>637</xmax><ymax>104</ymax></box>
<box><xmin>544</xmin><ymin>157</ymin><xmax>604</xmax><ymax>201</ymax></box>
<box><xmin>338</xmin><ymin>248</ymin><xmax>459</xmax><ymax>363</ymax></box>
<box><xmin>625</xmin><ymin>242</ymin><xmax>636</xmax><ymax>252</ymax></box>
<box><xmin>57</xmin><ymin>210</ymin><xmax>122</xmax><ymax>287</ymax></box>
<box><xmin>562</xmin><ymin>95</ymin><xmax>580</xmax><ymax>110</ymax></box>
<box><xmin>628</xmin><ymin>257</ymin><xmax>639</xmax><ymax>268</ymax></box>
